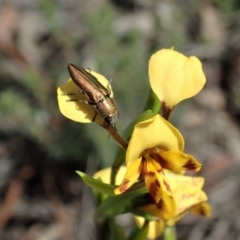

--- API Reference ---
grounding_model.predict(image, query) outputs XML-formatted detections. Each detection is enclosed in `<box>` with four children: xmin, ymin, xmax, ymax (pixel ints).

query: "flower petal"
<box><xmin>142</xmin><ymin>158</ymin><xmax>173</xmax><ymax>203</ymax></box>
<box><xmin>176</xmin><ymin>189</ymin><xmax>207</xmax><ymax>216</ymax></box>
<box><xmin>135</xmin><ymin>171</ymin><xmax>210</xmax><ymax>235</ymax></box>
<box><xmin>134</xmin><ymin>200</ymin><xmax>177</xmax><ymax>239</ymax></box>
<box><xmin>114</xmin><ymin>158</ymin><xmax>141</xmax><ymax>194</ymax></box>
<box><xmin>127</xmin><ymin>115</ymin><xmax>184</xmax><ymax>165</ymax></box>
<box><xmin>157</xmin><ymin>193</ymin><xmax>177</xmax><ymax>220</ymax></box>
<box><xmin>157</xmin><ymin>150</ymin><xmax>201</xmax><ymax>173</ymax></box>
<box><xmin>57</xmin><ymin>70</ymin><xmax>112</xmax><ymax>124</ymax></box>
<box><xmin>135</xmin><ymin>212</ymin><xmax>164</xmax><ymax>240</ymax></box>
<box><xmin>149</xmin><ymin>49</ymin><xmax>206</xmax><ymax>108</ymax></box>
<box><xmin>163</xmin><ymin>169</ymin><xmax>208</xmax><ymax>216</ymax></box>
<box><xmin>167</xmin><ymin>199</ymin><xmax>211</xmax><ymax>226</ymax></box>
<box><xmin>164</xmin><ymin>169</ymin><xmax>204</xmax><ymax>192</ymax></box>
<box><xmin>93</xmin><ymin>166</ymin><xmax>127</xmax><ymax>185</ymax></box>
<box><xmin>190</xmin><ymin>202</ymin><xmax>211</xmax><ymax>217</ymax></box>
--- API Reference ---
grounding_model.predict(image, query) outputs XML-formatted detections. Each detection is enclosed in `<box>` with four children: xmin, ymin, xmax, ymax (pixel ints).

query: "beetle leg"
<box><xmin>91</xmin><ymin>105</ymin><xmax>99</xmax><ymax>122</ymax></box>
<box><xmin>66</xmin><ymin>99</ymin><xmax>95</xmax><ymax>105</ymax></box>
<box><xmin>92</xmin><ymin>110</ymin><xmax>98</xmax><ymax>122</ymax></box>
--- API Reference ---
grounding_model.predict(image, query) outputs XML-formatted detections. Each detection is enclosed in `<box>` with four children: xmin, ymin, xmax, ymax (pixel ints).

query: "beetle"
<box><xmin>66</xmin><ymin>64</ymin><xmax>119</xmax><ymax>127</ymax></box>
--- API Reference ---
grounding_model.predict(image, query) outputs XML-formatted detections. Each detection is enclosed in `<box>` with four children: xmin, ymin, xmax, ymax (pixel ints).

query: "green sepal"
<box><xmin>143</xmin><ymin>88</ymin><xmax>161</xmax><ymax>115</ymax></box>
<box><xmin>76</xmin><ymin>171</ymin><xmax>115</xmax><ymax>195</ymax></box>
<box><xmin>127</xmin><ymin>220</ymin><xmax>149</xmax><ymax>240</ymax></box>
<box><xmin>95</xmin><ymin>187</ymin><xmax>147</xmax><ymax>223</ymax></box>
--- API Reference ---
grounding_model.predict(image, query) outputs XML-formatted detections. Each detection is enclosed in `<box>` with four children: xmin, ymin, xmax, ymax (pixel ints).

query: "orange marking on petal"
<box><xmin>156</xmin><ymin>199</ymin><xmax>168</xmax><ymax>212</ymax></box>
<box><xmin>151</xmin><ymin>153</ymin><xmax>170</xmax><ymax>169</ymax></box>
<box><xmin>163</xmin><ymin>180</ymin><xmax>172</xmax><ymax>194</ymax></box>
<box><xmin>119</xmin><ymin>179</ymin><xmax>130</xmax><ymax>193</ymax></box>
<box><xmin>148</xmin><ymin>179</ymin><xmax>161</xmax><ymax>200</ymax></box>
<box><xmin>155</xmin><ymin>179</ymin><xmax>160</xmax><ymax>188</ymax></box>
<box><xmin>183</xmin><ymin>160</ymin><xmax>198</xmax><ymax>171</ymax></box>
<box><xmin>199</xmin><ymin>209</ymin><xmax>205</xmax><ymax>215</ymax></box>
<box><xmin>145</xmin><ymin>171</ymin><xmax>155</xmax><ymax>177</ymax></box>
<box><xmin>157</xmin><ymin>199</ymin><xmax>163</xmax><ymax>209</ymax></box>
<box><xmin>140</xmin><ymin>159</ymin><xmax>147</xmax><ymax>174</ymax></box>
<box><xmin>141</xmin><ymin>159</ymin><xmax>156</xmax><ymax>177</ymax></box>
<box><xmin>150</xmin><ymin>153</ymin><xmax>163</xmax><ymax>164</ymax></box>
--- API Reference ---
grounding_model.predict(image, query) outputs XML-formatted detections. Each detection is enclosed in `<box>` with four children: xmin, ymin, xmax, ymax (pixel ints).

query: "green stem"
<box><xmin>163</xmin><ymin>225</ymin><xmax>177</xmax><ymax>240</ymax></box>
<box><xmin>143</xmin><ymin>89</ymin><xmax>161</xmax><ymax>114</ymax></box>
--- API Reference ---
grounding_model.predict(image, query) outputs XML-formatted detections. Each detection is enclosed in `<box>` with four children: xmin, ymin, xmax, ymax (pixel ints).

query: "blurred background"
<box><xmin>1</xmin><ymin>0</ymin><xmax>240</xmax><ymax>239</ymax></box>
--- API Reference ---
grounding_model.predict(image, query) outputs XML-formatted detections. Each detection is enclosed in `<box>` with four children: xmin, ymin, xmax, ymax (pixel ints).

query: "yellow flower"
<box><xmin>149</xmin><ymin>49</ymin><xmax>206</xmax><ymax>111</ymax></box>
<box><xmin>114</xmin><ymin>115</ymin><xmax>201</xmax><ymax>204</ymax></box>
<box><xmin>93</xmin><ymin>167</ymin><xmax>127</xmax><ymax>186</ymax></box>
<box><xmin>57</xmin><ymin>70</ymin><xmax>114</xmax><ymax>125</ymax></box>
<box><xmin>135</xmin><ymin>169</ymin><xmax>211</xmax><ymax>240</ymax></box>
<box><xmin>93</xmin><ymin>167</ymin><xmax>210</xmax><ymax>240</ymax></box>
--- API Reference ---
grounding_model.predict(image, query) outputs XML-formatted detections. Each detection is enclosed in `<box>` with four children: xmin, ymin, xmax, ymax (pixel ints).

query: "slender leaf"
<box><xmin>95</xmin><ymin>187</ymin><xmax>147</xmax><ymax>222</ymax></box>
<box><xmin>76</xmin><ymin>171</ymin><xmax>115</xmax><ymax>195</ymax></box>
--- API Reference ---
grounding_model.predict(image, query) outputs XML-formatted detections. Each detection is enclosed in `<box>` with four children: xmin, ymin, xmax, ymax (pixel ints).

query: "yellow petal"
<box><xmin>166</xmin><ymin>214</ymin><xmax>184</xmax><ymax>226</ymax></box>
<box><xmin>157</xmin><ymin>193</ymin><xmax>177</xmax><ymax>220</ymax></box>
<box><xmin>190</xmin><ymin>202</ymin><xmax>211</xmax><ymax>218</ymax></box>
<box><xmin>127</xmin><ymin>115</ymin><xmax>184</xmax><ymax>165</ymax></box>
<box><xmin>134</xmin><ymin>214</ymin><xmax>164</xmax><ymax>240</ymax></box>
<box><xmin>158</xmin><ymin>150</ymin><xmax>201</xmax><ymax>173</ymax></box>
<box><xmin>149</xmin><ymin>49</ymin><xmax>206</xmax><ymax>108</ymax></box>
<box><xmin>136</xmin><ymin>199</ymin><xmax>177</xmax><ymax>222</ymax></box>
<box><xmin>167</xmin><ymin>200</ymin><xmax>211</xmax><ymax>226</ymax></box>
<box><xmin>176</xmin><ymin>189</ymin><xmax>207</xmax><ymax>216</ymax></box>
<box><xmin>164</xmin><ymin>169</ymin><xmax>205</xmax><ymax>192</ymax></box>
<box><xmin>135</xmin><ymin>171</ymin><xmax>209</xmax><ymax>234</ymax></box>
<box><xmin>163</xmin><ymin>170</ymin><xmax>208</xmax><ymax>216</ymax></box>
<box><xmin>93</xmin><ymin>166</ymin><xmax>127</xmax><ymax>185</ymax></box>
<box><xmin>143</xmin><ymin>159</ymin><xmax>172</xmax><ymax>203</ymax></box>
<box><xmin>134</xmin><ymin>200</ymin><xmax>176</xmax><ymax>239</ymax></box>
<box><xmin>114</xmin><ymin>158</ymin><xmax>141</xmax><ymax>194</ymax></box>
<box><xmin>57</xmin><ymin>70</ymin><xmax>113</xmax><ymax>124</ymax></box>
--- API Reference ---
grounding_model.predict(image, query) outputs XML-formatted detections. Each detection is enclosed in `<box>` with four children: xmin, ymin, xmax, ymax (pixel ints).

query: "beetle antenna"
<box><xmin>107</xmin><ymin>77</ymin><xmax>113</xmax><ymax>91</ymax></box>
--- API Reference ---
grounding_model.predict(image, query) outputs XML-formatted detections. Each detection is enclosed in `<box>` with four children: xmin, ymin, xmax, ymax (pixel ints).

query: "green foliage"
<box><xmin>104</xmin><ymin>218</ymin><xmax>127</xmax><ymax>240</ymax></box>
<box><xmin>0</xmin><ymin>90</ymin><xmax>34</xmax><ymax>133</ymax></box>
<box><xmin>95</xmin><ymin>187</ymin><xmax>147</xmax><ymax>222</ymax></box>
<box><xmin>212</xmin><ymin>0</ymin><xmax>240</xmax><ymax>12</ymax></box>
<box><xmin>128</xmin><ymin>221</ymin><xmax>149</xmax><ymax>240</ymax></box>
<box><xmin>76</xmin><ymin>171</ymin><xmax>116</xmax><ymax>195</ymax></box>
